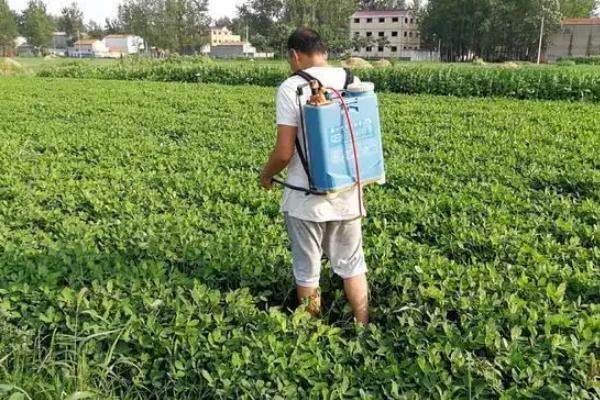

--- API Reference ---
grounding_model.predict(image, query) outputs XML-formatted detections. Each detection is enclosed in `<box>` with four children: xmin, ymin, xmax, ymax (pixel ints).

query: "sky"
<box><xmin>7</xmin><ymin>0</ymin><xmax>242</xmax><ymax>23</ymax></box>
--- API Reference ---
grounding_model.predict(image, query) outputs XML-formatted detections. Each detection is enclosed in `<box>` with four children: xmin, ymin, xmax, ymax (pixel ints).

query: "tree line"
<box><xmin>420</xmin><ymin>0</ymin><xmax>599</xmax><ymax>61</ymax></box>
<box><xmin>1</xmin><ymin>0</ymin><xmax>87</xmax><ymax>53</ymax></box>
<box><xmin>1</xmin><ymin>0</ymin><xmax>598</xmax><ymax>59</ymax></box>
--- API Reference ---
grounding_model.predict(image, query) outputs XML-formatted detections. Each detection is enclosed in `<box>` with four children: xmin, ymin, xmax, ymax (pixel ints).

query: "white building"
<box><xmin>210</xmin><ymin>42</ymin><xmax>257</xmax><ymax>58</ymax></box>
<box><xmin>103</xmin><ymin>34</ymin><xmax>145</xmax><ymax>55</ymax></box>
<box><xmin>210</xmin><ymin>26</ymin><xmax>242</xmax><ymax>46</ymax></box>
<box><xmin>48</xmin><ymin>32</ymin><xmax>68</xmax><ymax>56</ymax></box>
<box><xmin>350</xmin><ymin>10</ymin><xmax>423</xmax><ymax>59</ymax></box>
<box><xmin>14</xmin><ymin>36</ymin><xmax>27</xmax><ymax>48</ymax></box>
<box><xmin>201</xmin><ymin>26</ymin><xmax>244</xmax><ymax>54</ymax></box>
<box><xmin>68</xmin><ymin>39</ymin><xmax>109</xmax><ymax>58</ymax></box>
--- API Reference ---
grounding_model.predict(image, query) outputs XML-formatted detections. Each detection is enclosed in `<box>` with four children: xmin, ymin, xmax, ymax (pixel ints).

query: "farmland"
<box><xmin>36</xmin><ymin>58</ymin><xmax>600</xmax><ymax>101</ymax></box>
<box><xmin>0</xmin><ymin>76</ymin><xmax>599</xmax><ymax>399</ymax></box>
<box><xmin>0</xmin><ymin>57</ymin><xmax>119</xmax><ymax>74</ymax></box>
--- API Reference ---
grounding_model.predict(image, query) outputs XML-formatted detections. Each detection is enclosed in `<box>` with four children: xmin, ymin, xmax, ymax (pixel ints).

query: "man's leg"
<box><xmin>296</xmin><ymin>286</ymin><xmax>321</xmax><ymax>317</ymax></box>
<box><xmin>284</xmin><ymin>214</ymin><xmax>324</xmax><ymax>316</ymax></box>
<box><xmin>324</xmin><ymin>218</ymin><xmax>369</xmax><ymax>324</ymax></box>
<box><xmin>343</xmin><ymin>274</ymin><xmax>369</xmax><ymax>324</ymax></box>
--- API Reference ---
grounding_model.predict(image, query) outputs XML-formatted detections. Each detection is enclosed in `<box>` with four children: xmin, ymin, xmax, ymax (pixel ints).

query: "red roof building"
<box><xmin>561</xmin><ymin>18</ymin><xmax>600</xmax><ymax>26</ymax></box>
<box><xmin>547</xmin><ymin>18</ymin><xmax>600</xmax><ymax>62</ymax></box>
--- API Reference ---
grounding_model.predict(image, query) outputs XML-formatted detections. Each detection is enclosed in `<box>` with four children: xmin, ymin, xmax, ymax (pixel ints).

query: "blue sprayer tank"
<box><xmin>303</xmin><ymin>83</ymin><xmax>385</xmax><ymax>193</ymax></box>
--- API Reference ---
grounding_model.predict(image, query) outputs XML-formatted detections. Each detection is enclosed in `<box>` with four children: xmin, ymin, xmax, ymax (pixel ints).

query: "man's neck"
<box><xmin>299</xmin><ymin>58</ymin><xmax>329</xmax><ymax>70</ymax></box>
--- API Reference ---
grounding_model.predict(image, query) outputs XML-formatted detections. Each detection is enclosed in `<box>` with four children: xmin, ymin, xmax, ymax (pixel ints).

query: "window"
<box><xmin>378</xmin><ymin>46</ymin><xmax>384</xmax><ymax>52</ymax></box>
<box><xmin>416</xmin><ymin>18</ymin><xmax>420</xmax><ymax>23</ymax></box>
<box><xmin>366</xmin><ymin>18</ymin><xmax>373</xmax><ymax>23</ymax></box>
<box><xmin>354</xmin><ymin>31</ymin><xmax>360</xmax><ymax>36</ymax></box>
<box><xmin>403</xmin><ymin>46</ymin><xmax>407</xmax><ymax>50</ymax></box>
<box><xmin>391</xmin><ymin>31</ymin><xmax>398</xmax><ymax>37</ymax></box>
<box><xmin>404</xmin><ymin>31</ymin><xmax>407</xmax><ymax>37</ymax></box>
<box><xmin>378</xmin><ymin>32</ymin><xmax>385</xmax><ymax>37</ymax></box>
<box><xmin>409</xmin><ymin>32</ymin><xmax>413</xmax><ymax>37</ymax></box>
<box><xmin>354</xmin><ymin>18</ymin><xmax>360</xmax><ymax>23</ymax></box>
<box><xmin>410</xmin><ymin>18</ymin><xmax>414</xmax><ymax>24</ymax></box>
<box><xmin>391</xmin><ymin>46</ymin><xmax>398</xmax><ymax>52</ymax></box>
<box><xmin>379</xmin><ymin>17</ymin><xmax>385</xmax><ymax>23</ymax></box>
<box><xmin>366</xmin><ymin>46</ymin><xmax>372</xmax><ymax>52</ymax></box>
<box><xmin>405</xmin><ymin>17</ymin><xmax>408</xmax><ymax>23</ymax></box>
<box><xmin>392</xmin><ymin>17</ymin><xmax>399</xmax><ymax>22</ymax></box>
<box><xmin>366</xmin><ymin>32</ymin><xmax>372</xmax><ymax>37</ymax></box>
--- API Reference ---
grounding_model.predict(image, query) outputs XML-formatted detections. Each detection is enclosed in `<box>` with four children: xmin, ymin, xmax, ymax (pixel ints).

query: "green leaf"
<box><xmin>66</xmin><ymin>392</ymin><xmax>96</xmax><ymax>400</ymax></box>
<box><xmin>201</xmin><ymin>369</ymin><xmax>213</xmax><ymax>384</ymax></box>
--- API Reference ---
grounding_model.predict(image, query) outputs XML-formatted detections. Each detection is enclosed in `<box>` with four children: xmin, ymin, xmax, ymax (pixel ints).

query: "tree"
<box><xmin>351</xmin><ymin>34</ymin><xmax>374</xmax><ymax>52</ymax></box>
<box><xmin>118</xmin><ymin>0</ymin><xmax>155</xmax><ymax>43</ymax></box>
<box><xmin>420</xmin><ymin>0</ymin><xmax>562</xmax><ymax>61</ymax></box>
<box><xmin>86</xmin><ymin>20</ymin><xmax>104</xmax><ymax>39</ymax></box>
<box><xmin>180</xmin><ymin>0</ymin><xmax>211</xmax><ymax>52</ymax></box>
<box><xmin>559</xmin><ymin>0</ymin><xmax>598</xmax><ymax>17</ymax></box>
<box><xmin>238</xmin><ymin>0</ymin><xmax>357</xmax><ymax>53</ymax></box>
<box><xmin>359</xmin><ymin>0</ymin><xmax>407</xmax><ymax>10</ymax></box>
<box><xmin>0</xmin><ymin>0</ymin><xmax>18</xmax><ymax>54</ymax></box>
<box><xmin>410</xmin><ymin>0</ymin><xmax>424</xmax><ymax>11</ymax></box>
<box><xmin>213</xmin><ymin>16</ymin><xmax>234</xmax><ymax>29</ymax></box>
<box><xmin>284</xmin><ymin>0</ymin><xmax>356</xmax><ymax>54</ymax></box>
<box><xmin>57</xmin><ymin>2</ymin><xmax>85</xmax><ymax>39</ymax></box>
<box><xmin>22</xmin><ymin>0</ymin><xmax>53</xmax><ymax>49</ymax></box>
<box><xmin>238</xmin><ymin>0</ymin><xmax>285</xmax><ymax>50</ymax></box>
<box><xmin>116</xmin><ymin>0</ymin><xmax>210</xmax><ymax>53</ymax></box>
<box><xmin>104</xmin><ymin>17</ymin><xmax>124</xmax><ymax>34</ymax></box>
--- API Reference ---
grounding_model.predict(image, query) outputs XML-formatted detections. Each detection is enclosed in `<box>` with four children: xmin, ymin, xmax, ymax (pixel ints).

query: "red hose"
<box><xmin>327</xmin><ymin>87</ymin><xmax>363</xmax><ymax>218</ymax></box>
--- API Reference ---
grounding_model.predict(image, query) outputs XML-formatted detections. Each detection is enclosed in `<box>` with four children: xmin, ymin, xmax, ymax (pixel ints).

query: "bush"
<box><xmin>557</xmin><ymin>55</ymin><xmax>600</xmax><ymax>65</ymax></box>
<box><xmin>37</xmin><ymin>59</ymin><xmax>600</xmax><ymax>101</ymax></box>
<box><xmin>556</xmin><ymin>59</ymin><xmax>576</xmax><ymax>67</ymax></box>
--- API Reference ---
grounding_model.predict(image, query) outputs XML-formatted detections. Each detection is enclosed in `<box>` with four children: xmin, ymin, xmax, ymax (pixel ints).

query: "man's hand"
<box><xmin>259</xmin><ymin>125</ymin><xmax>297</xmax><ymax>191</ymax></box>
<box><xmin>260</xmin><ymin>173</ymin><xmax>273</xmax><ymax>190</ymax></box>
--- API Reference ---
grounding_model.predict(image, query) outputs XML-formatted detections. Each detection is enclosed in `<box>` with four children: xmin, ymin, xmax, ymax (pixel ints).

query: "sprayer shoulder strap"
<box><xmin>290</xmin><ymin>70</ymin><xmax>320</xmax><ymax>191</ymax></box>
<box><xmin>292</xmin><ymin>68</ymin><xmax>353</xmax><ymax>89</ymax></box>
<box><xmin>292</xmin><ymin>70</ymin><xmax>322</xmax><ymax>87</ymax></box>
<box><xmin>343</xmin><ymin>68</ymin><xmax>354</xmax><ymax>89</ymax></box>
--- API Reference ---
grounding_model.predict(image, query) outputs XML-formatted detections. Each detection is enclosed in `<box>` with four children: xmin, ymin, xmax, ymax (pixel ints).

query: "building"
<box><xmin>546</xmin><ymin>18</ymin><xmax>600</xmax><ymax>62</ymax></box>
<box><xmin>48</xmin><ymin>32</ymin><xmax>68</xmax><ymax>56</ymax></box>
<box><xmin>2</xmin><ymin>36</ymin><xmax>26</xmax><ymax>57</ymax></box>
<box><xmin>103</xmin><ymin>34</ymin><xmax>145</xmax><ymax>55</ymax></box>
<box><xmin>210</xmin><ymin>42</ymin><xmax>257</xmax><ymax>59</ymax></box>
<box><xmin>15</xmin><ymin>43</ymin><xmax>37</xmax><ymax>57</ymax></box>
<box><xmin>350</xmin><ymin>10</ymin><xmax>423</xmax><ymax>59</ymax></box>
<box><xmin>68</xmin><ymin>39</ymin><xmax>109</xmax><ymax>58</ymax></box>
<box><xmin>14</xmin><ymin>36</ymin><xmax>27</xmax><ymax>48</ymax></box>
<box><xmin>209</xmin><ymin>26</ymin><xmax>242</xmax><ymax>46</ymax></box>
<box><xmin>201</xmin><ymin>26</ymin><xmax>245</xmax><ymax>55</ymax></box>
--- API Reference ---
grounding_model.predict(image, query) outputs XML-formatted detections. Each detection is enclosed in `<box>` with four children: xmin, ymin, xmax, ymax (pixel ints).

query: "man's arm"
<box><xmin>260</xmin><ymin>125</ymin><xmax>297</xmax><ymax>189</ymax></box>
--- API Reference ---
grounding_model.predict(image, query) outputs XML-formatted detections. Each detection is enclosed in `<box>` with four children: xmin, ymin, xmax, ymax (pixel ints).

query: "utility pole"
<box><xmin>245</xmin><ymin>25</ymin><xmax>249</xmax><ymax>43</ymax></box>
<box><xmin>537</xmin><ymin>14</ymin><xmax>545</xmax><ymax>64</ymax></box>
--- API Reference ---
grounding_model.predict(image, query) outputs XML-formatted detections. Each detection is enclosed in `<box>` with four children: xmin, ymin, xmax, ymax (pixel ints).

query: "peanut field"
<box><xmin>0</xmin><ymin>76</ymin><xmax>598</xmax><ymax>399</ymax></box>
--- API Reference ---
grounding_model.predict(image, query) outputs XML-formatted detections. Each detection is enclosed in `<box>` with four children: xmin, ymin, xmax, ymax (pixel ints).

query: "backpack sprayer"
<box><xmin>272</xmin><ymin>69</ymin><xmax>386</xmax><ymax>217</ymax></box>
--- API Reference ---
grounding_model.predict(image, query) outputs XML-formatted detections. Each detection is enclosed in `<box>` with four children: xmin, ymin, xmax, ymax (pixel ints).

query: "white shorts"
<box><xmin>284</xmin><ymin>214</ymin><xmax>368</xmax><ymax>288</ymax></box>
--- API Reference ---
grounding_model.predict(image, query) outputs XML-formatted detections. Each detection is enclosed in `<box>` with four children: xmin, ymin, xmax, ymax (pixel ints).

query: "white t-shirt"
<box><xmin>276</xmin><ymin>66</ymin><xmax>365</xmax><ymax>222</ymax></box>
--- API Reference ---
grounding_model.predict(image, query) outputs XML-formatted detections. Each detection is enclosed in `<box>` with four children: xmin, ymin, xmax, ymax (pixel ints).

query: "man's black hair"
<box><xmin>287</xmin><ymin>28</ymin><xmax>327</xmax><ymax>55</ymax></box>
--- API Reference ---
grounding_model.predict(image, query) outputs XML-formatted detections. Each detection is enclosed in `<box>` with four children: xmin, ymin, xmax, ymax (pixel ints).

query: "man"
<box><xmin>259</xmin><ymin>28</ymin><xmax>369</xmax><ymax>324</ymax></box>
